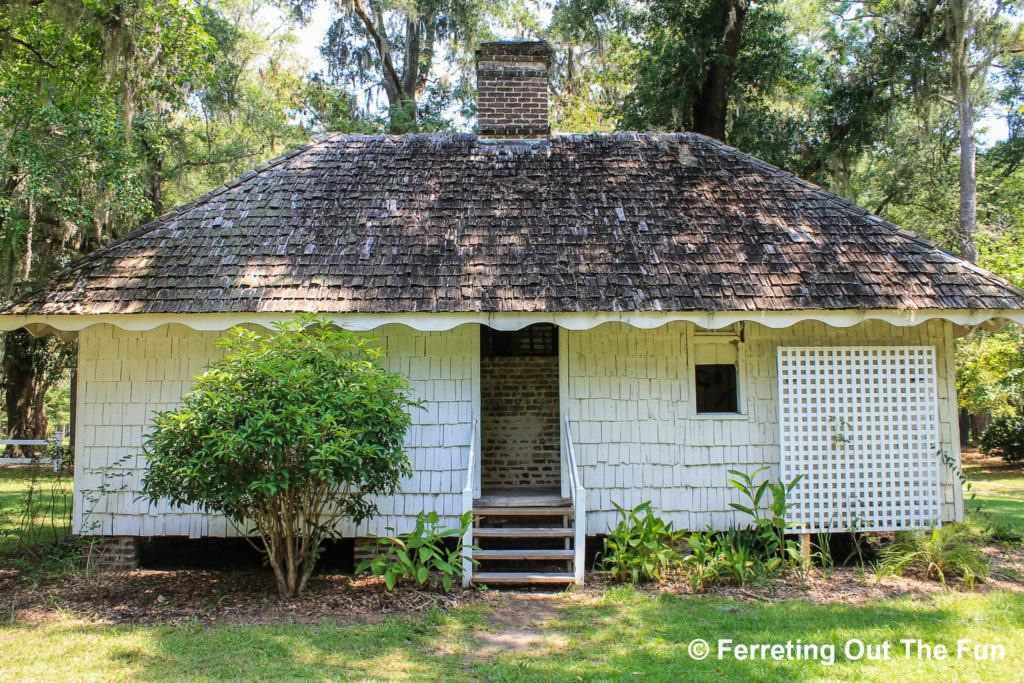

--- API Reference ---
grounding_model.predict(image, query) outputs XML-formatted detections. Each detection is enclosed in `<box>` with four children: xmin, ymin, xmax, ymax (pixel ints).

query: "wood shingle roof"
<box><xmin>6</xmin><ymin>132</ymin><xmax>1023</xmax><ymax>316</ymax></box>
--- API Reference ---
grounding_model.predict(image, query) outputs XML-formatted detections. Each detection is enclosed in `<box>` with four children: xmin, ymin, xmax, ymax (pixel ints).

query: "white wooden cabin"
<box><xmin>2</xmin><ymin>41</ymin><xmax>1023</xmax><ymax>584</ymax></box>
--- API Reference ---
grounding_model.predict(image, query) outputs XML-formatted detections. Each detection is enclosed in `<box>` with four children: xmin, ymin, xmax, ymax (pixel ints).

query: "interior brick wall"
<box><xmin>480</xmin><ymin>355</ymin><xmax>561</xmax><ymax>490</ymax></box>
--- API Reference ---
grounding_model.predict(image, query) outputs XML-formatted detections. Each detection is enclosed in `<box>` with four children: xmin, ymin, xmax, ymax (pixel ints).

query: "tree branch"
<box><xmin>349</xmin><ymin>0</ymin><xmax>405</xmax><ymax>107</ymax></box>
<box><xmin>0</xmin><ymin>31</ymin><xmax>56</xmax><ymax>68</ymax></box>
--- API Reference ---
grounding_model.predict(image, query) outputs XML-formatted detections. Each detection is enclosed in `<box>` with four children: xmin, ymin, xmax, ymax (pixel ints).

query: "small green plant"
<box><xmin>0</xmin><ymin>457</ymin><xmax>73</xmax><ymax>556</ymax></box>
<box><xmin>990</xmin><ymin>522</ymin><xmax>1024</xmax><ymax>546</ymax></box>
<box><xmin>814</xmin><ymin>532</ymin><xmax>835</xmax><ymax>578</ymax></box>
<box><xmin>727</xmin><ymin>466</ymin><xmax>804</xmax><ymax>567</ymax></box>
<box><xmin>878</xmin><ymin>524</ymin><xmax>990</xmax><ymax>588</ymax></box>
<box><xmin>681</xmin><ymin>529</ymin><xmax>774</xmax><ymax>589</ymax></box>
<box><xmin>600</xmin><ymin>501</ymin><xmax>686</xmax><ymax>583</ymax></box>
<box><xmin>938</xmin><ymin>447</ymin><xmax>996</xmax><ymax>533</ymax></box>
<box><xmin>829</xmin><ymin>415</ymin><xmax>854</xmax><ymax>448</ymax></box>
<box><xmin>979</xmin><ymin>416</ymin><xmax>1024</xmax><ymax>464</ymax></box>
<box><xmin>716</xmin><ymin>530</ymin><xmax>759</xmax><ymax>586</ymax></box>
<box><xmin>356</xmin><ymin>511</ymin><xmax>475</xmax><ymax>592</ymax></box>
<box><xmin>681</xmin><ymin>530</ymin><xmax>721</xmax><ymax>591</ymax></box>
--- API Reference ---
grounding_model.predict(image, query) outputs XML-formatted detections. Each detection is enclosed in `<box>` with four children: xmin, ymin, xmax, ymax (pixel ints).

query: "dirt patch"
<box><xmin>0</xmin><ymin>568</ymin><xmax>481</xmax><ymax>627</ymax></box>
<box><xmin>470</xmin><ymin>594</ymin><xmax>569</xmax><ymax>660</ymax></box>
<box><xmin>963</xmin><ymin>449</ymin><xmax>1022</xmax><ymax>477</ymax></box>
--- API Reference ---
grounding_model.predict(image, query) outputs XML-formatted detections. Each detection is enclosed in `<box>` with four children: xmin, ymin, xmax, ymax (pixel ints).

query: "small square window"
<box><xmin>695</xmin><ymin>364</ymin><xmax>738</xmax><ymax>413</ymax></box>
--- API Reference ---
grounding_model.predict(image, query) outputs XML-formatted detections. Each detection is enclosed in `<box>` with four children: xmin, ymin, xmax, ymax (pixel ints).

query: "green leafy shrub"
<box><xmin>141</xmin><ymin>316</ymin><xmax>420</xmax><ymax>596</ymax></box>
<box><xmin>680</xmin><ymin>530</ymin><xmax>721</xmax><ymax>591</ymax></box>
<box><xmin>680</xmin><ymin>469</ymin><xmax>805</xmax><ymax>591</ymax></box>
<box><xmin>878</xmin><ymin>524</ymin><xmax>990</xmax><ymax>588</ymax></box>
<box><xmin>979</xmin><ymin>416</ymin><xmax>1024</xmax><ymax>464</ymax></box>
<box><xmin>682</xmin><ymin>529</ymin><xmax>777</xmax><ymax>590</ymax></box>
<box><xmin>357</xmin><ymin>511</ymin><xmax>475</xmax><ymax>591</ymax></box>
<box><xmin>600</xmin><ymin>501</ymin><xmax>686</xmax><ymax>583</ymax></box>
<box><xmin>727</xmin><ymin>466</ymin><xmax>803</xmax><ymax>568</ymax></box>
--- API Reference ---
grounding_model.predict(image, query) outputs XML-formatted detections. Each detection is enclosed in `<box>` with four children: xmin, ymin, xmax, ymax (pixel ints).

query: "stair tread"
<box><xmin>472</xmin><ymin>571</ymin><xmax>575</xmax><ymax>584</ymax></box>
<box><xmin>474</xmin><ymin>506</ymin><xmax>574</xmax><ymax>516</ymax></box>
<box><xmin>474</xmin><ymin>549</ymin><xmax>575</xmax><ymax>560</ymax></box>
<box><xmin>474</xmin><ymin>495</ymin><xmax>572</xmax><ymax>507</ymax></box>
<box><xmin>472</xmin><ymin>527</ymin><xmax>574</xmax><ymax>538</ymax></box>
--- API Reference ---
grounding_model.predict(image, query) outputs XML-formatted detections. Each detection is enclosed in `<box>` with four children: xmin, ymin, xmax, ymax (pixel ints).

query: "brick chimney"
<box><xmin>476</xmin><ymin>41</ymin><xmax>553</xmax><ymax>139</ymax></box>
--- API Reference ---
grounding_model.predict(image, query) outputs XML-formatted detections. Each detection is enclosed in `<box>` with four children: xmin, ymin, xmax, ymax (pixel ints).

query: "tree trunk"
<box><xmin>692</xmin><ymin>0</ymin><xmax>748</xmax><ymax>141</ymax></box>
<box><xmin>3</xmin><ymin>329</ymin><xmax>48</xmax><ymax>457</ymax></box>
<box><xmin>956</xmin><ymin>90</ymin><xmax>977</xmax><ymax>262</ymax></box>
<box><xmin>149</xmin><ymin>153</ymin><xmax>164</xmax><ymax>218</ymax></box>
<box><xmin>959</xmin><ymin>407</ymin><xmax>972</xmax><ymax>446</ymax></box>
<box><xmin>948</xmin><ymin>0</ymin><xmax>978</xmax><ymax>263</ymax></box>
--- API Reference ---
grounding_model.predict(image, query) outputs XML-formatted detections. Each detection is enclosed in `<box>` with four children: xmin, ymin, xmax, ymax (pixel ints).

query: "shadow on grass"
<box><xmin>6</xmin><ymin>609</ymin><xmax>475</xmax><ymax>680</ymax></box>
<box><xmin>4</xmin><ymin>590</ymin><xmax>1024</xmax><ymax>681</ymax></box>
<box><xmin>962</xmin><ymin>460</ymin><xmax>1024</xmax><ymax>486</ymax></box>
<box><xmin>466</xmin><ymin>588</ymin><xmax>1024</xmax><ymax>682</ymax></box>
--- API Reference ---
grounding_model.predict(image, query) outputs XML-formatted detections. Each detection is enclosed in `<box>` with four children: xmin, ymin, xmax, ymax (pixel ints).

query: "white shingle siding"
<box><xmin>75</xmin><ymin>323</ymin><xmax>478</xmax><ymax>537</ymax></box>
<box><xmin>75</xmin><ymin>317</ymin><xmax>961</xmax><ymax>538</ymax></box>
<box><xmin>563</xmin><ymin>319</ymin><xmax>962</xmax><ymax>535</ymax></box>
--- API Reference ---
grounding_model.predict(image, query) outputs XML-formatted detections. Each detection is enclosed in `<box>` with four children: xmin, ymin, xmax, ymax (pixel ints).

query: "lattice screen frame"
<box><xmin>777</xmin><ymin>346</ymin><xmax>942</xmax><ymax>533</ymax></box>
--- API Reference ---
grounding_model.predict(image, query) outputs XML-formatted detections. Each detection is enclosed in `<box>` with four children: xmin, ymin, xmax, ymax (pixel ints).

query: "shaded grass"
<box><xmin>2</xmin><ymin>591</ymin><xmax>1023</xmax><ymax>681</ymax></box>
<box><xmin>963</xmin><ymin>458</ymin><xmax>1024</xmax><ymax>537</ymax></box>
<box><xmin>0</xmin><ymin>465</ymin><xmax>73</xmax><ymax>555</ymax></box>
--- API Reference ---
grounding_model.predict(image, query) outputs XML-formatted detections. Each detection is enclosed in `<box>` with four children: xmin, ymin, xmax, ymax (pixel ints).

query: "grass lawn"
<box><xmin>963</xmin><ymin>453</ymin><xmax>1024</xmax><ymax>536</ymax></box>
<box><xmin>1</xmin><ymin>590</ymin><xmax>1023</xmax><ymax>681</ymax></box>
<box><xmin>0</xmin><ymin>464</ymin><xmax>72</xmax><ymax>554</ymax></box>
<box><xmin>0</xmin><ymin>461</ymin><xmax>1022</xmax><ymax>681</ymax></box>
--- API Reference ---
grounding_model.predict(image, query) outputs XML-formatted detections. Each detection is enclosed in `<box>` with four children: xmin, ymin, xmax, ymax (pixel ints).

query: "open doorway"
<box><xmin>479</xmin><ymin>323</ymin><xmax>561</xmax><ymax>497</ymax></box>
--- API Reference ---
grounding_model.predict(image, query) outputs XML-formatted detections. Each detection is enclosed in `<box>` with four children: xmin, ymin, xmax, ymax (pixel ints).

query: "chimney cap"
<box><xmin>476</xmin><ymin>41</ymin><xmax>554</xmax><ymax>60</ymax></box>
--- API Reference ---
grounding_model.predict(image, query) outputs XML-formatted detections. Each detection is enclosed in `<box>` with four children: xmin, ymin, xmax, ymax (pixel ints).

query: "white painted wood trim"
<box><xmin>461</xmin><ymin>419</ymin><xmax>479</xmax><ymax>587</ymax></box>
<box><xmin>943</xmin><ymin>320</ymin><xmax>965</xmax><ymax>520</ymax></box>
<box><xmin>559</xmin><ymin>326</ymin><xmax>570</xmax><ymax>499</ymax></box>
<box><xmin>470</xmin><ymin>326</ymin><xmax>482</xmax><ymax>499</ymax></box>
<box><xmin>72</xmin><ymin>349</ymin><xmax>86</xmax><ymax>536</ymax></box>
<box><xmin>5</xmin><ymin>308</ymin><xmax>1022</xmax><ymax>335</ymax></box>
<box><xmin>688</xmin><ymin>324</ymin><xmax>747</xmax><ymax>417</ymax></box>
<box><xmin>574</xmin><ymin>485</ymin><xmax>586</xmax><ymax>584</ymax></box>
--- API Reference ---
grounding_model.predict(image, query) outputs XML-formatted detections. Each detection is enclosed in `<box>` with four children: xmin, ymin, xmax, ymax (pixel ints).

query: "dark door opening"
<box><xmin>479</xmin><ymin>323</ymin><xmax>561</xmax><ymax>495</ymax></box>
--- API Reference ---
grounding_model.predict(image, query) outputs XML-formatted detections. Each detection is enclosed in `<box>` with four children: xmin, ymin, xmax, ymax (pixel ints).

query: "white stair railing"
<box><xmin>461</xmin><ymin>418</ymin><xmax>479</xmax><ymax>587</ymax></box>
<box><xmin>563</xmin><ymin>415</ymin><xmax>586</xmax><ymax>584</ymax></box>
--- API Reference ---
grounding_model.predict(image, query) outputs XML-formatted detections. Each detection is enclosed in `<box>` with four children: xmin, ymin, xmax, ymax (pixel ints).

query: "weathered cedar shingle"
<box><xmin>5</xmin><ymin>132</ymin><xmax>1023</xmax><ymax>316</ymax></box>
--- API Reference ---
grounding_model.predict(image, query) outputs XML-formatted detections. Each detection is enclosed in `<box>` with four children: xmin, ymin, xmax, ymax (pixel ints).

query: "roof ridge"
<box><xmin>6</xmin><ymin>133</ymin><xmax>341</xmax><ymax>308</ymax></box>
<box><xmin>688</xmin><ymin>132</ymin><xmax>1024</xmax><ymax>300</ymax></box>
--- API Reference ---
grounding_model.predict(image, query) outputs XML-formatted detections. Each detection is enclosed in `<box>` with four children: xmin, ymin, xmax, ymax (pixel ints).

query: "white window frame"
<box><xmin>688</xmin><ymin>323</ymin><xmax>747</xmax><ymax>419</ymax></box>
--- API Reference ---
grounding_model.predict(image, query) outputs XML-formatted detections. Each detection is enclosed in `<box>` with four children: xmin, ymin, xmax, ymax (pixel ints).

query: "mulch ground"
<box><xmin>2</xmin><ymin>540</ymin><xmax>1021</xmax><ymax>628</ymax></box>
<box><xmin>0</xmin><ymin>569</ymin><xmax>491</xmax><ymax>627</ymax></box>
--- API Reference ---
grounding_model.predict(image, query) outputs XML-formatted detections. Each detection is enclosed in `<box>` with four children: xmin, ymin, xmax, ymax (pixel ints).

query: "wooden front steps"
<box><xmin>468</xmin><ymin>492</ymin><xmax>578</xmax><ymax>586</ymax></box>
<box><xmin>474</xmin><ymin>549</ymin><xmax>574</xmax><ymax>561</ymax></box>
<box><xmin>473</xmin><ymin>506</ymin><xmax>574</xmax><ymax>517</ymax></box>
<box><xmin>473</xmin><ymin>527</ymin><xmax>574</xmax><ymax>539</ymax></box>
<box><xmin>472</xmin><ymin>572</ymin><xmax>576</xmax><ymax>585</ymax></box>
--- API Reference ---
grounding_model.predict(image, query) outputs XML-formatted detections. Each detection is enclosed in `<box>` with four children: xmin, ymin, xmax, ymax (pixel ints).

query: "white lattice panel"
<box><xmin>777</xmin><ymin>346</ymin><xmax>942</xmax><ymax>533</ymax></box>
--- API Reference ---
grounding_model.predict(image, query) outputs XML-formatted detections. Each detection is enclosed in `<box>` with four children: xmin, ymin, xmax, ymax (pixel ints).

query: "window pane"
<box><xmin>695</xmin><ymin>364</ymin><xmax>738</xmax><ymax>413</ymax></box>
<box><xmin>482</xmin><ymin>323</ymin><xmax>557</xmax><ymax>357</ymax></box>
